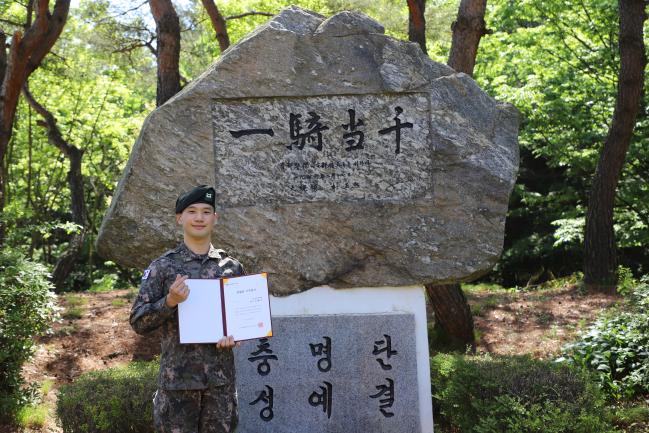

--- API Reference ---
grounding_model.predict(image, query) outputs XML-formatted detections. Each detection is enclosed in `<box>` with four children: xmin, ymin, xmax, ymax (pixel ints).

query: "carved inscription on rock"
<box><xmin>234</xmin><ymin>313</ymin><xmax>420</xmax><ymax>433</ymax></box>
<box><xmin>212</xmin><ymin>93</ymin><xmax>431</xmax><ymax>208</ymax></box>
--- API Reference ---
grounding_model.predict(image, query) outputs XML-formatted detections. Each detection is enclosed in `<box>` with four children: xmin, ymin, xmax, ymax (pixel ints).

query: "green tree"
<box><xmin>4</xmin><ymin>5</ymin><xmax>154</xmax><ymax>290</ymax></box>
<box><xmin>474</xmin><ymin>0</ymin><xmax>649</xmax><ymax>285</ymax></box>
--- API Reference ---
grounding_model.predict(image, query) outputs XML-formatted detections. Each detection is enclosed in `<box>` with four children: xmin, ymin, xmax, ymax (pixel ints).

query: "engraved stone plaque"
<box><xmin>212</xmin><ymin>93</ymin><xmax>431</xmax><ymax>208</ymax></box>
<box><xmin>234</xmin><ymin>314</ymin><xmax>420</xmax><ymax>433</ymax></box>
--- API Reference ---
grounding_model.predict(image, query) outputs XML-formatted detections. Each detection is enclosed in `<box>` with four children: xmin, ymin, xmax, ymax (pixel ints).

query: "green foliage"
<box><xmin>182</xmin><ymin>0</ymin><xmax>457</xmax><ymax>78</ymax></box>
<box><xmin>64</xmin><ymin>294</ymin><xmax>87</xmax><ymax>307</ymax></box>
<box><xmin>558</xmin><ymin>278</ymin><xmax>649</xmax><ymax>399</ymax></box>
<box><xmin>62</xmin><ymin>306</ymin><xmax>84</xmax><ymax>320</ymax></box>
<box><xmin>88</xmin><ymin>273</ymin><xmax>121</xmax><ymax>293</ymax></box>
<box><xmin>3</xmin><ymin>0</ymin><xmax>649</xmax><ymax>294</ymax></box>
<box><xmin>57</xmin><ymin>361</ymin><xmax>158</xmax><ymax>433</ymax></box>
<box><xmin>0</xmin><ymin>248</ymin><xmax>58</xmax><ymax>422</ymax></box>
<box><xmin>477</xmin><ymin>0</ymin><xmax>649</xmax><ymax>285</ymax></box>
<box><xmin>16</xmin><ymin>403</ymin><xmax>49</xmax><ymax>429</ymax></box>
<box><xmin>3</xmin><ymin>2</ymin><xmax>153</xmax><ymax>292</ymax></box>
<box><xmin>431</xmin><ymin>353</ymin><xmax>617</xmax><ymax>432</ymax></box>
<box><xmin>609</xmin><ymin>403</ymin><xmax>649</xmax><ymax>431</ymax></box>
<box><xmin>110</xmin><ymin>298</ymin><xmax>128</xmax><ymax>307</ymax></box>
<box><xmin>616</xmin><ymin>266</ymin><xmax>638</xmax><ymax>295</ymax></box>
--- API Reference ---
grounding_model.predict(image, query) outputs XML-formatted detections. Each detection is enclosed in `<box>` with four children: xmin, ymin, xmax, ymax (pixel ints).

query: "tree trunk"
<box><xmin>201</xmin><ymin>0</ymin><xmax>230</xmax><ymax>53</ymax></box>
<box><xmin>447</xmin><ymin>0</ymin><xmax>488</xmax><ymax>76</ymax></box>
<box><xmin>23</xmin><ymin>84</ymin><xmax>87</xmax><ymax>291</ymax></box>
<box><xmin>148</xmin><ymin>0</ymin><xmax>181</xmax><ymax>106</ymax></box>
<box><xmin>584</xmin><ymin>0</ymin><xmax>646</xmax><ymax>292</ymax></box>
<box><xmin>407</xmin><ymin>0</ymin><xmax>427</xmax><ymax>54</ymax></box>
<box><xmin>421</xmin><ymin>0</ymin><xmax>491</xmax><ymax>354</ymax></box>
<box><xmin>425</xmin><ymin>283</ymin><xmax>476</xmax><ymax>353</ymax></box>
<box><xmin>0</xmin><ymin>0</ymin><xmax>71</xmax><ymax>245</ymax></box>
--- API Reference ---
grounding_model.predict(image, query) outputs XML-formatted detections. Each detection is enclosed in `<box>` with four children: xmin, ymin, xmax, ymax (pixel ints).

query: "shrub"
<box><xmin>431</xmin><ymin>353</ymin><xmax>617</xmax><ymax>433</ymax></box>
<box><xmin>56</xmin><ymin>361</ymin><xmax>158</xmax><ymax>433</ymax></box>
<box><xmin>16</xmin><ymin>403</ymin><xmax>48</xmax><ymax>429</ymax></box>
<box><xmin>88</xmin><ymin>273</ymin><xmax>121</xmax><ymax>293</ymax></box>
<box><xmin>0</xmin><ymin>248</ymin><xmax>58</xmax><ymax>422</ymax></box>
<box><xmin>558</xmin><ymin>278</ymin><xmax>649</xmax><ymax>399</ymax></box>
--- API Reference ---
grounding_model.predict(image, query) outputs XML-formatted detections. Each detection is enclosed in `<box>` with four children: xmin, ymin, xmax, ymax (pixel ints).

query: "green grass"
<box><xmin>62</xmin><ymin>306</ymin><xmax>83</xmax><ymax>320</ymax></box>
<box><xmin>461</xmin><ymin>282</ymin><xmax>514</xmax><ymax>294</ymax></box>
<box><xmin>63</xmin><ymin>294</ymin><xmax>87</xmax><ymax>307</ymax></box>
<box><xmin>16</xmin><ymin>403</ymin><xmax>48</xmax><ymax>429</ymax></box>
<box><xmin>41</xmin><ymin>379</ymin><xmax>55</xmax><ymax>396</ymax></box>
<box><xmin>462</xmin><ymin>283</ymin><xmax>517</xmax><ymax>317</ymax></box>
<box><xmin>470</xmin><ymin>296</ymin><xmax>504</xmax><ymax>317</ymax></box>
<box><xmin>111</xmin><ymin>298</ymin><xmax>128</xmax><ymax>307</ymax></box>
<box><xmin>473</xmin><ymin>328</ymin><xmax>482</xmax><ymax>344</ymax></box>
<box><xmin>609</xmin><ymin>403</ymin><xmax>649</xmax><ymax>432</ymax></box>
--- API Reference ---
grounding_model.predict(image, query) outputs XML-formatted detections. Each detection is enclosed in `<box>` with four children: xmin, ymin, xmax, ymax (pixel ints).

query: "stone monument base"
<box><xmin>233</xmin><ymin>286</ymin><xmax>433</xmax><ymax>433</ymax></box>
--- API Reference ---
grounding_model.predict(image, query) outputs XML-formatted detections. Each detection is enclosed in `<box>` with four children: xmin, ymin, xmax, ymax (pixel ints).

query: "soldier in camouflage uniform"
<box><xmin>130</xmin><ymin>185</ymin><xmax>244</xmax><ymax>433</ymax></box>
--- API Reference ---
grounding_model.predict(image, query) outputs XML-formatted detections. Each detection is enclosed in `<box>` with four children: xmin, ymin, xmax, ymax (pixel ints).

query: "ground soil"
<box><xmin>11</xmin><ymin>284</ymin><xmax>622</xmax><ymax>432</ymax></box>
<box><xmin>469</xmin><ymin>283</ymin><xmax>619</xmax><ymax>358</ymax></box>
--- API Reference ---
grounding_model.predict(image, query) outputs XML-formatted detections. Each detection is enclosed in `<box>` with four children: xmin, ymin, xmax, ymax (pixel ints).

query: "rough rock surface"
<box><xmin>97</xmin><ymin>7</ymin><xmax>520</xmax><ymax>295</ymax></box>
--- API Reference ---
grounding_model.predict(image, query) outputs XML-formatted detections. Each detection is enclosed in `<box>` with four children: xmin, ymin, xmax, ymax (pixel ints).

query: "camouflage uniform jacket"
<box><xmin>130</xmin><ymin>242</ymin><xmax>244</xmax><ymax>390</ymax></box>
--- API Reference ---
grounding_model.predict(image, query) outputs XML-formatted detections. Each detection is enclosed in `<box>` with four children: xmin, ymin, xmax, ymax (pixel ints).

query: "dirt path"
<box><xmin>468</xmin><ymin>284</ymin><xmax>618</xmax><ymax>358</ymax></box>
<box><xmin>14</xmin><ymin>284</ymin><xmax>618</xmax><ymax>432</ymax></box>
<box><xmin>17</xmin><ymin>289</ymin><xmax>160</xmax><ymax>433</ymax></box>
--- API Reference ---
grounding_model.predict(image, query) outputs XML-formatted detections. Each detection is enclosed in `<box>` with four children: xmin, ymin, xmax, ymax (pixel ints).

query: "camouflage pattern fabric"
<box><xmin>153</xmin><ymin>383</ymin><xmax>238</xmax><ymax>433</ymax></box>
<box><xmin>130</xmin><ymin>242</ymin><xmax>245</xmax><ymax>390</ymax></box>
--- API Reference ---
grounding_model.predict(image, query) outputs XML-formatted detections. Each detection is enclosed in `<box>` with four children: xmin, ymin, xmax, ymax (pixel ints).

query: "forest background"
<box><xmin>1</xmin><ymin>0</ymin><xmax>647</xmax><ymax>294</ymax></box>
<box><xmin>1</xmin><ymin>0</ymin><xmax>649</xmax><ymax>431</ymax></box>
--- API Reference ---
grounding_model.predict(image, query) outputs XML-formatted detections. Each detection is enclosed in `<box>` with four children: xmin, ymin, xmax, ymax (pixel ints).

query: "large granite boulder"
<box><xmin>97</xmin><ymin>6</ymin><xmax>520</xmax><ymax>295</ymax></box>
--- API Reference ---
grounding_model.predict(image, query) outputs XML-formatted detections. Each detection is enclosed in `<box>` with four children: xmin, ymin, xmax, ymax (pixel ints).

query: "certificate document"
<box><xmin>178</xmin><ymin>273</ymin><xmax>272</xmax><ymax>344</ymax></box>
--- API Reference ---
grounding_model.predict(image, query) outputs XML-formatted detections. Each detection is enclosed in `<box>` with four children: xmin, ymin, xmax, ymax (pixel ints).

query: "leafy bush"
<box><xmin>0</xmin><ymin>247</ymin><xmax>58</xmax><ymax>422</ymax></box>
<box><xmin>57</xmin><ymin>361</ymin><xmax>158</xmax><ymax>433</ymax></box>
<box><xmin>431</xmin><ymin>353</ymin><xmax>617</xmax><ymax>433</ymax></box>
<box><xmin>88</xmin><ymin>273</ymin><xmax>121</xmax><ymax>293</ymax></box>
<box><xmin>558</xmin><ymin>278</ymin><xmax>649</xmax><ymax>399</ymax></box>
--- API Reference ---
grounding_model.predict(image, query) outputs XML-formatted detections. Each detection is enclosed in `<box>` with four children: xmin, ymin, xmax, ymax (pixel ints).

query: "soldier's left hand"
<box><xmin>216</xmin><ymin>335</ymin><xmax>240</xmax><ymax>350</ymax></box>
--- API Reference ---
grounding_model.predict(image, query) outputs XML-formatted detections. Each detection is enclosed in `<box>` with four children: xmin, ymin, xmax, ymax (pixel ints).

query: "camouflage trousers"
<box><xmin>153</xmin><ymin>383</ymin><xmax>238</xmax><ymax>433</ymax></box>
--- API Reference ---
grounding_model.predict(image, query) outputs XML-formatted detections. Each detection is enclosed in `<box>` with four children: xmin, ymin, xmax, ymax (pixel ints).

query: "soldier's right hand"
<box><xmin>165</xmin><ymin>274</ymin><xmax>190</xmax><ymax>307</ymax></box>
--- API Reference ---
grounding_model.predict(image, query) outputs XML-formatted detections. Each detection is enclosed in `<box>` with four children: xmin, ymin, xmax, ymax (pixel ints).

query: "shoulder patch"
<box><xmin>142</xmin><ymin>269</ymin><xmax>151</xmax><ymax>280</ymax></box>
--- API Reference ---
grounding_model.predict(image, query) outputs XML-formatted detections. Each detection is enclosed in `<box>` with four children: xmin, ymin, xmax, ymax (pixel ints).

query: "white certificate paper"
<box><xmin>178</xmin><ymin>273</ymin><xmax>272</xmax><ymax>344</ymax></box>
<box><xmin>178</xmin><ymin>279</ymin><xmax>224</xmax><ymax>344</ymax></box>
<box><xmin>223</xmin><ymin>273</ymin><xmax>273</xmax><ymax>341</ymax></box>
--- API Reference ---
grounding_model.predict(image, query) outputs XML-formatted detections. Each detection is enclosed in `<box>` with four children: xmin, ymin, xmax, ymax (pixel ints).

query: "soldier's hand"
<box><xmin>216</xmin><ymin>335</ymin><xmax>239</xmax><ymax>350</ymax></box>
<box><xmin>166</xmin><ymin>274</ymin><xmax>190</xmax><ymax>307</ymax></box>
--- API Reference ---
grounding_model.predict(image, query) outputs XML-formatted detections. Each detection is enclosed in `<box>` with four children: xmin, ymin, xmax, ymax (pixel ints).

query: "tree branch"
<box><xmin>225</xmin><ymin>10</ymin><xmax>274</xmax><ymax>20</ymax></box>
<box><xmin>25</xmin><ymin>0</ymin><xmax>34</xmax><ymax>29</ymax></box>
<box><xmin>407</xmin><ymin>0</ymin><xmax>427</xmax><ymax>54</ymax></box>
<box><xmin>22</xmin><ymin>84</ymin><xmax>75</xmax><ymax>158</ymax></box>
<box><xmin>201</xmin><ymin>0</ymin><xmax>230</xmax><ymax>52</ymax></box>
<box><xmin>0</xmin><ymin>18</ymin><xmax>24</xmax><ymax>27</ymax></box>
<box><xmin>0</xmin><ymin>31</ymin><xmax>6</xmax><ymax>87</ymax></box>
<box><xmin>112</xmin><ymin>37</ymin><xmax>157</xmax><ymax>56</ymax></box>
<box><xmin>448</xmin><ymin>0</ymin><xmax>488</xmax><ymax>76</ymax></box>
<box><xmin>148</xmin><ymin>0</ymin><xmax>181</xmax><ymax>106</ymax></box>
<box><xmin>96</xmin><ymin>0</ymin><xmax>149</xmax><ymax>24</ymax></box>
<box><xmin>578</xmin><ymin>0</ymin><xmax>614</xmax><ymax>54</ymax></box>
<box><xmin>26</xmin><ymin>0</ymin><xmax>71</xmax><ymax>75</ymax></box>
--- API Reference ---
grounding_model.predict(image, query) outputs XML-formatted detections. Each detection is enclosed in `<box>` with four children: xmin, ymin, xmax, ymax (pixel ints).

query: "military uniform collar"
<box><xmin>176</xmin><ymin>242</ymin><xmax>224</xmax><ymax>262</ymax></box>
<box><xmin>207</xmin><ymin>244</ymin><xmax>225</xmax><ymax>259</ymax></box>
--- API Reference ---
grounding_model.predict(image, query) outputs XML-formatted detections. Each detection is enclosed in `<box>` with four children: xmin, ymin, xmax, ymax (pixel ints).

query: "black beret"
<box><xmin>175</xmin><ymin>185</ymin><xmax>216</xmax><ymax>214</ymax></box>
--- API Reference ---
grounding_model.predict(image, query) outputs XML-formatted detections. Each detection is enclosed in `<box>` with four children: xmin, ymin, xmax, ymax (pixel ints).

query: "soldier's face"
<box><xmin>176</xmin><ymin>203</ymin><xmax>217</xmax><ymax>240</ymax></box>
